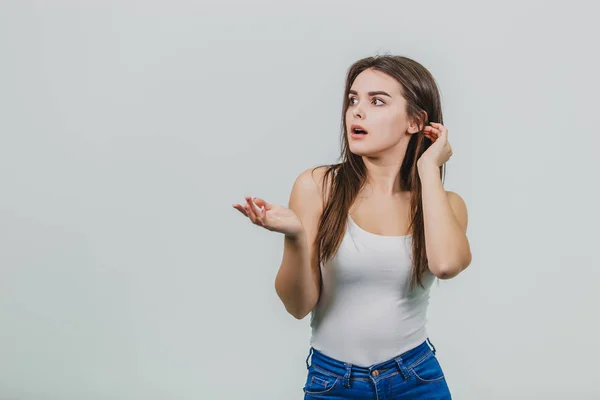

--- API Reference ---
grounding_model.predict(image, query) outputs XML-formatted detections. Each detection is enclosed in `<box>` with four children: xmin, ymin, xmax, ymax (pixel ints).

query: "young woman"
<box><xmin>233</xmin><ymin>55</ymin><xmax>471</xmax><ymax>399</ymax></box>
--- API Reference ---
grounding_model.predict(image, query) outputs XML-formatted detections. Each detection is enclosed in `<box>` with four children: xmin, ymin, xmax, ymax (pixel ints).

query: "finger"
<box><xmin>250</xmin><ymin>197</ymin><xmax>263</xmax><ymax>214</ymax></box>
<box><xmin>253</xmin><ymin>197</ymin><xmax>270</xmax><ymax>210</ymax></box>
<box><xmin>433</xmin><ymin>124</ymin><xmax>447</xmax><ymax>136</ymax></box>
<box><xmin>429</xmin><ymin>128</ymin><xmax>445</xmax><ymax>142</ymax></box>
<box><xmin>430</xmin><ymin>123</ymin><xmax>448</xmax><ymax>135</ymax></box>
<box><xmin>424</xmin><ymin>128</ymin><xmax>440</xmax><ymax>139</ymax></box>
<box><xmin>424</xmin><ymin>130</ymin><xmax>439</xmax><ymax>140</ymax></box>
<box><xmin>233</xmin><ymin>204</ymin><xmax>249</xmax><ymax>217</ymax></box>
<box><xmin>244</xmin><ymin>197</ymin><xmax>258</xmax><ymax>221</ymax></box>
<box><xmin>424</xmin><ymin>131</ymin><xmax>436</xmax><ymax>141</ymax></box>
<box><xmin>246</xmin><ymin>197</ymin><xmax>264</xmax><ymax>224</ymax></box>
<box><xmin>242</xmin><ymin>203</ymin><xmax>254</xmax><ymax>220</ymax></box>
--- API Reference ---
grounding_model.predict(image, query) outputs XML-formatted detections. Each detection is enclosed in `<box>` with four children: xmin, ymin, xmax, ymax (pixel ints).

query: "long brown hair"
<box><xmin>313</xmin><ymin>55</ymin><xmax>446</xmax><ymax>291</ymax></box>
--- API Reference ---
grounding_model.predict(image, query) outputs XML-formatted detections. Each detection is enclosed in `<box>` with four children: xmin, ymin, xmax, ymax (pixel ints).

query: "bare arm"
<box><xmin>274</xmin><ymin>167</ymin><xmax>325</xmax><ymax>319</ymax></box>
<box><xmin>418</xmin><ymin>162</ymin><xmax>472</xmax><ymax>279</ymax></box>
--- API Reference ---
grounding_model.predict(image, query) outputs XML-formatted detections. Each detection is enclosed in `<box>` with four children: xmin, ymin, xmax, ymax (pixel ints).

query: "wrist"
<box><xmin>417</xmin><ymin>160</ymin><xmax>439</xmax><ymax>175</ymax></box>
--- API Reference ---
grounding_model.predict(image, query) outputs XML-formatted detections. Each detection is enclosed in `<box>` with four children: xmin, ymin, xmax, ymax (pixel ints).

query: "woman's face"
<box><xmin>345</xmin><ymin>68</ymin><xmax>418</xmax><ymax>156</ymax></box>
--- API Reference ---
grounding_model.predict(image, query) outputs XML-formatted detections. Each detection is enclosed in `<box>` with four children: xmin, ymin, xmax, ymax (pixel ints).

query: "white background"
<box><xmin>1</xmin><ymin>0</ymin><xmax>599</xmax><ymax>399</ymax></box>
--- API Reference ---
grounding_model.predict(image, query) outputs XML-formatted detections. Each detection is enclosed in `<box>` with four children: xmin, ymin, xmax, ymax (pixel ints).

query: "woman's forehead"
<box><xmin>351</xmin><ymin>69</ymin><xmax>402</xmax><ymax>95</ymax></box>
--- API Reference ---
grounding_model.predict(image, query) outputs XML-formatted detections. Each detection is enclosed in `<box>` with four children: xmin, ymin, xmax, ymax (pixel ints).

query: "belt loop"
<box><xmin>426</xmin><ymin>338</ymin><xmax>437</xmax><ymax>355</ymax></box>
<box><xmin>394</xmin><ymin>358</ymin><xmax>409</xmax><ymax>381</ymax></box>
<box><xmin>305</xmin><ymin>348</ymin><xmax>314</xmax><ymax>369</ymax></box>
<box><xmin>343</xmin><ymin>363</ymin><xmax>352</xmax><ymax>388</ymax></box>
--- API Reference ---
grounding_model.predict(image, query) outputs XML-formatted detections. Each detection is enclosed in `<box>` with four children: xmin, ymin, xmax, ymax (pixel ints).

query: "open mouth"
<box><xmin>351</xmin><ymin>125</ymin><xmax>368</xmax><ymax>135</ymax></box>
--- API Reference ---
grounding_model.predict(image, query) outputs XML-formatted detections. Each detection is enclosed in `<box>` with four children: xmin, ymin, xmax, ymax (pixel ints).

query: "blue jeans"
<box><xmin>303</xmin><ymin>338</ymin><xmax>451</xmax><ymax>399</ymax></box>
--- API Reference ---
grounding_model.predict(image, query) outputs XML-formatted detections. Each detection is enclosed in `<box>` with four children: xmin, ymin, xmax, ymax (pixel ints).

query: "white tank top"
<box><xmin>309</xmin><ymin>214</ymin><xmax>435</xmax><ymax>367</ymax></box>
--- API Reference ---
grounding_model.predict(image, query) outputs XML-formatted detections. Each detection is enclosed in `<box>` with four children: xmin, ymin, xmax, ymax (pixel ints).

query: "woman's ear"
<box><xmin>407</xmin><ymin>121</ymin><xmax>420</xmax><ymax>134</ymax></box>
<box><xmin>407</xmin><ymin>110</ymin><xmax>428</xmax><ymax>135</ymax></box>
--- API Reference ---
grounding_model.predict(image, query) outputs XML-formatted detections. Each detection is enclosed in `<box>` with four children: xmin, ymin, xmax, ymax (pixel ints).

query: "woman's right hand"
<box><xmin>233</xmin><ymin>196</ymin><xmax>305</xmax><ymax>238</ymax></box>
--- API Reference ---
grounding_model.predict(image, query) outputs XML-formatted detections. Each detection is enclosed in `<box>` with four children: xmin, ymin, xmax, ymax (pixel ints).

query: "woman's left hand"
<box><xmin>417</xmin><ymin>122</ymin><xmax>453</xmax><ymax>168</ymax></box>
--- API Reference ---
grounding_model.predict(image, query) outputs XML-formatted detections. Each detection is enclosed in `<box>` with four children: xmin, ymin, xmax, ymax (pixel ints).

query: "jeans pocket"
<box><xmin>408</xmin><ymin>351</ymin><xmax>446</xmax><ymax>383</ymax></box>
<box><xmin>303</xmin><ymin>365</ymin><xmax>340</xmax><ymax>396</ymax></box>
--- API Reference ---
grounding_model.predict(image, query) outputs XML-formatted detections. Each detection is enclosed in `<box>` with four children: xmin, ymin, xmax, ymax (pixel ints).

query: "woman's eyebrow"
<box><xmin>348</xmin><ymin>90</ymin><xmax>392</xmax><ymax>98</ymax></box>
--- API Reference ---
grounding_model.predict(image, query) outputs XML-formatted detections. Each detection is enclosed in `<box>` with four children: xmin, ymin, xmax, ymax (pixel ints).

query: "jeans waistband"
<box><xmin>305</xmin><ymin>338</ymin><xmax>437</xmax><ymax>384</ymax></box>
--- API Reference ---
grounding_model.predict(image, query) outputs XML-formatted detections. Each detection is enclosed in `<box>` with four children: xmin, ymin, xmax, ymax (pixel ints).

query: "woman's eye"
<box><xmin>348</xmin><ymin>97</ymin><xmax>384</xmax><ymax>106</ymax></box>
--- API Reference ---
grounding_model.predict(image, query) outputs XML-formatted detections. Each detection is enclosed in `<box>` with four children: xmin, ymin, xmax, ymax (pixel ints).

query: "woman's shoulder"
<box><xmin>292</xmin><ymin>163</ymin><xmax>340</xmax><ymax>207</ymax></box>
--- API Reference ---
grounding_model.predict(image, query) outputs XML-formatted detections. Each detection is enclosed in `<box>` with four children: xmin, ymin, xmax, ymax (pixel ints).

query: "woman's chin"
<box><xmin>349</xmin><ymin>145</ymin><xmax>369</xmax><ymax>155</ymax></box>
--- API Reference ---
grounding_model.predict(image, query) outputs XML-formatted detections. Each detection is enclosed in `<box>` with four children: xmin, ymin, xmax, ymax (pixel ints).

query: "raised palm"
<box><xmin>233</xmin><ymin>196</ymin><xmax>304</xmax><ymax>237</ymax></box>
